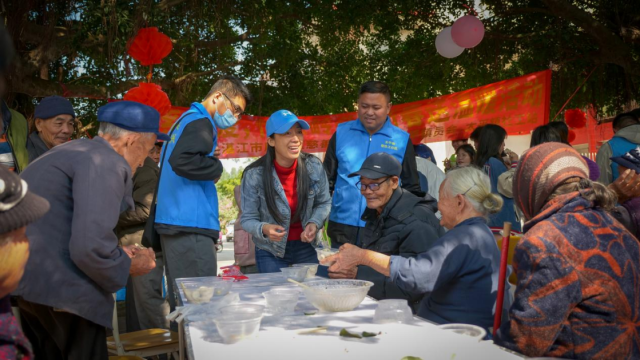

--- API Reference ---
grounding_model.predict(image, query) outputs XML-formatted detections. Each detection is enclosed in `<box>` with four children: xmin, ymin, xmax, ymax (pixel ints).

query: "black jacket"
<box><xmin>356</xmin><ymin>188</ymin><xmax>444</xmax><ymax>306</ymax></box>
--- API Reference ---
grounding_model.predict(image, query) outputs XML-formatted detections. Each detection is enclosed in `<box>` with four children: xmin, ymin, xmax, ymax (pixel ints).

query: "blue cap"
<box><xmin>34</xmin><ymin>96</ymin><xmax>76</xmax><ymax>120</ymax></box>
<box><xmin>266</xmin><ymin>110</ymin><xmax>310</xmax><ymax>136</ymax></box>
<box><xmin>97</xmin><ymin>101</ymin><xmax>170</xmax><ymax>141</ymax></box>
<box><xmin>611</xmin><ymin>147</ymin><xmax>640</xmax><ymax>174</ymax></box>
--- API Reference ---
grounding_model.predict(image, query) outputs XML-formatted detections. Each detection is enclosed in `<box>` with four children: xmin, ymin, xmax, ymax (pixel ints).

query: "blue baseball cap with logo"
<box><xmin>97</xmin><ymin>101</ymin><xmax>170</xmax><ymax>141</ymax></box>
<box><xmin>266</xmin><ymin>110</ymin><xmax>310</xmax><ymax>136</ymax></box>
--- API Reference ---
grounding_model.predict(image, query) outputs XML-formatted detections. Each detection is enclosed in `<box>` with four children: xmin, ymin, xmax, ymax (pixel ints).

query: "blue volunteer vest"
<box><xmin>155</xmin><ymin>102</ymin><xmax>220</xmax><ymax>231</ymax></box>
<box><xmin>329</xmin><ymin>118</ymin><xmax>409</xmax><ymax>228</ymax></box>
<box><xmin>609</xmin><ymin>136</ymin><xmax>638</xmax><ymax>181</ymax></box>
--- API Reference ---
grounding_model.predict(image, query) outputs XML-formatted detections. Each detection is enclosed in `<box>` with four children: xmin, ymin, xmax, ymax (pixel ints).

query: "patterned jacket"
<box><xmin>0</xmin><ymin>296</ymin><xmax>32</xmax><ymax>359</ymax></box>
<box><xmin>495</xmin><ymin>192</ymin><xmax>640</xmax><ymax>359</ymax></box>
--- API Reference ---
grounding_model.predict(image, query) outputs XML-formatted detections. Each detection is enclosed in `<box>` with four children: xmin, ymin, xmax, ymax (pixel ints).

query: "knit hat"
<box><xmin>611</xmin><ymin>147</ymin><xmax>640</xmax><ymax>174</ymax></box>
<box><xmin>0</xmin><ymin>165</ymin><xmax>50</xmax><ymax>234</ymax></box>
<box><xmin>34</xmin><ymin>96</ymin><xmax>76</xmax><ymax>120</ymax></box>
<box><xmin>514</xmin><ymin>143</ymin><xmax>589</xmax><ymax>221</ymax></box>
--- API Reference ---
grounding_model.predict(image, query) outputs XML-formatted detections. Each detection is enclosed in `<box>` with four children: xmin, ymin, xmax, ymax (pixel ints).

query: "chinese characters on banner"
<box><xmin>160</xmin><ymin>70</ymin><xmax>552</xmax><ymax>159</ymax></box>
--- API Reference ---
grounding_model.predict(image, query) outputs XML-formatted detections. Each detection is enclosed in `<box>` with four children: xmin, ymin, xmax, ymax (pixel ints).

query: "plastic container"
<box><xmin>302</xmin><ymin>279</ymin><xmax>373</xmax><ymax>312</ymax></box>
<box><xmin>262</xmin><ymin>288</ymin><xmax>300</xmax><ymax>315</ymax></box>
<box><xmin>181</xmin><ymin>282</ymin><xmax>215</xmax><ymax>304</ymax></box>
<box><xmin>292</xmin><ymin>263</ymin><xmax>319</xmax><ymax>279</ymax></box>
<box><xmin>214</xmin><ymin>306</ymin><xmax>264</xmax><ymax>344</ymax></box>
<box><xmin>213</xmin><ymin>277</ymin><xmax>233</xmax><ymax>296</ymax></box>
<box><xmin>315</xmin><ymin>248</ymin><xmax>339</xmax><ymax>265</ymax></box>
<box><xmin>437</xmin><ymin>323</ymin><xmax>487</xmax><ymax>342</ymax></box>
<box><xmin>373</xmin><ymin>299</ymin><xmax>413</xmax><ymax>324</ymax></box>
<box><xmin>218</xmin><ymin>304</ymin><xmax>264</xmax><ymax>316</ymax></box>
<box><xmin>280</xmin><ymin>267</ymin><xmax>308</xmax><ymax>282</ymax></box>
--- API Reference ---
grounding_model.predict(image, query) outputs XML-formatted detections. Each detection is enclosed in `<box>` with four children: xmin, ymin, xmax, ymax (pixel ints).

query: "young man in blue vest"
<box><xmin>155</xmin><ymin>75</ymin><xmax>251</xmax><ymax>310</ymax></box>
<box><xmin>596</xmin><ymin>111</ymin><xmax>640</xmax><ymax>185</ymax></box>
<box><xmin>323</xmin><ymin>81</ymin><xmax>423</xmax><ymax>248</ymax></box>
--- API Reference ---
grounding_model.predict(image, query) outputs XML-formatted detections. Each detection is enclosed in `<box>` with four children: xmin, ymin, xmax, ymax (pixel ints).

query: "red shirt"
<box><xmin>274</xmin><ymin>159</ymin><xmax>303</xmax><ymax>241</ymax></box>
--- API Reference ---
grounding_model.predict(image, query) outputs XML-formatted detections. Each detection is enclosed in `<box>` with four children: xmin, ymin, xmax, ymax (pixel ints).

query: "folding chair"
<box><xmin>107</xmin><ymin>294</ymin><xmax>180</xmax><ymax>359</ymax></box>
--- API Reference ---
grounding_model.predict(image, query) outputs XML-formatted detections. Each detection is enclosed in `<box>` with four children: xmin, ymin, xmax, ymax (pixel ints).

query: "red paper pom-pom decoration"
<box><xmin>124</xmin><ymin>83</ymin><xmax>172</xmax><ymax>116</ymax></box>
<box><xmin>567</xmin><ymin>130</ymin><xmax>576</xmax><ymax>143</ymax></box>
<box><xmin>127</xmin><ymin>27</ymin><xmax>173</xmax><ymax>66</ymax></box>
<box><xmin>564</xmin><ymin>108</ymin><xmax>587</xmax><ymax>129</ymax></box>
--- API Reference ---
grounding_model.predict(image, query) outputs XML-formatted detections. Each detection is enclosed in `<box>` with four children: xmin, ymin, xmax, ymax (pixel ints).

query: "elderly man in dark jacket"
<box><xmin>329</xmin><ymin>152</ymin><xmax>444</xmax><ymax>309</ymax></box>
<box><xmin>14</xmin><ymin>101</ymin><xmax>169</xmax><ymax>360</ymax></box>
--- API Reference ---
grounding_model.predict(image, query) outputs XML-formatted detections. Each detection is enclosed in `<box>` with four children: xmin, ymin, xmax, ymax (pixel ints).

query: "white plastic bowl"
<box><xmin>292</xmin><ymin>263</ymin><xmax>319</xmax><ymax>279</ymax></box>
<box><xmin>437</xmin><ymin>323</ymin><xmax>487</xmax><ymax>342</ymax></box>
<box><xmin>280</xmin><ymin>267</ymin><xmax>308</xmax><ymax>282</ymax></box>
<box><xmin>302</xmin><ymin>279</ymin><xmax>373</xmax><ymax>312</ymax></box>
<box><xmin>373</xmin><ymin>299</ymin><xmax>413</xmax><ymax>324</ymax></box>
<box><xmin>263</xmin><ymin>288</ymin><xmax>300</xmax><ymax>314</ymax></box>
<box><xmin>214</xmin><ymin>310</ymin><xmax>263</xmax><ymax>344</ymax></box>
<box><xmin>213</xmin><ymin>278</ymin><xmax>233</xmax><ymax>296</ymax></box>
<box><xmin>182</xmin><ymin>283</ymin><xmax>215</xmax><ymax>304</ymax></box>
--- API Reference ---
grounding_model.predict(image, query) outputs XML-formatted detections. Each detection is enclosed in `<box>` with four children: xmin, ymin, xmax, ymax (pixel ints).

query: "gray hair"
<box><xmin>97</xmin><ymin>122</ymin><xmax>154</xmax><ymax>139</ymax></box>
<box><xmin>444</xmin><ymin>166</ymin><xmax>503</xmax><ymax>216</ymax></box>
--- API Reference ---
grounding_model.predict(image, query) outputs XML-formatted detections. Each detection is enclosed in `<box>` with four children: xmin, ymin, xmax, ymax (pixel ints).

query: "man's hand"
<box><xmin>321</xmin><ymin>243</ymin><xmax>363</xmax><ymax>273</ymax></box>
<box><xmin>262</xmin><ymin>224</ymin><xmax>286</xmax><ymax>241</ymax></box>
<box><xmin>129</xmin><ymin>248</ymin><xmax>156</xmax><ymax>277</ymax></box>
<box><xmin>301</xmin><ymin>223</ymin><xmax>318</xmax><ymax>243</ymax></box>
<box><xmin>610</xmin><ymin>169</ymin><xmax>640</xmax><ymax>203</ymax></box>
<box><xmin>328</xmin><ymin>266</ymin><xmax>357</xmax><ymax>279</ymax></box>
<box><xmin>214</xmin><ymin>147</ymin><xmax>222</xmax><ymax>158</ymax></box>
<box><xmin>443</xmin><ymin>158</ymin><xmax>452</xmax><ymax>170</ymax></box>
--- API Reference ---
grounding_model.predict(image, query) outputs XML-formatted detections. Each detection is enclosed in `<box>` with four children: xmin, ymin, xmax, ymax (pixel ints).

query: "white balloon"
<box><xmin>435</xmin><ymin>27</ymin><xmax>465</xmax><ymax>58</ymax></box>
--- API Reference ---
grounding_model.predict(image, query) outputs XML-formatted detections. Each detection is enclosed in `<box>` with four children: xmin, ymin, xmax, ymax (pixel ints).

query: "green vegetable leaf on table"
<box><xmin>339</xmin><ymin>328</ymin><xmax>380</xmax><ymax>339</ymax></box>
<box><xmin>400</xmin><ymin>357</ymin><xmax>422</xmax><ymax>360</ymax></box>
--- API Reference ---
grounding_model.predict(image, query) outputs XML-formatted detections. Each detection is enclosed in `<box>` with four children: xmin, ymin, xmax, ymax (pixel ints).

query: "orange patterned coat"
<box><xmin>495</xmin><ymin>192</ymin><xmax>640</xmax><ymax>359</ymax></box>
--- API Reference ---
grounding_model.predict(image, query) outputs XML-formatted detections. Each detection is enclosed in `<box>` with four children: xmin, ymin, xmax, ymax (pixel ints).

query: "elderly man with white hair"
<box><xmin>14</xmin><ymin>101</ymin><xmax>168</xmax><ymax>360</ymax></box>
<box><xmin>323</xmin><ymin>166</ymin><xmax>504</xmax><ymax>330</ymax></box>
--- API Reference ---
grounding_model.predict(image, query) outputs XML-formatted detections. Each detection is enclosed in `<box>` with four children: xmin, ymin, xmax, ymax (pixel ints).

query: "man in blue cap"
<box><xmin>27</xmin><ymin>95</ymin><xmax>76</xmax><ymax>162</ymax></box>
<box><xmin>154</xmin><ymin>75</ymin><xmax>252</xmax><ymax>311</ymax></box>
<box><xmin>323</xmin><ymin>81</ymin><xmax>423</xmax><ymax>248</ymax></box>
<box><xmin>14</xmin><ymin>101</ymin><xmax>168</xmax><ymax>360</ymax></box>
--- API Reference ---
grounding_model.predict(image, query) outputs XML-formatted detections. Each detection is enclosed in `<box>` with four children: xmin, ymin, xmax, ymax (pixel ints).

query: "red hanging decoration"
<box><xmin>567</xmin><ymin>129</ymin><xmax>577</xmax><ymax>143</ymax></box>
<box><xmin>127</xmin><ymin>27</ymin><xmax>173</xmax><ymax>66</ymax></box>
<box><xmin>564</xmin><ymin>108</ymin><xmax>587</xmax><ymax>129</ymax></box>
<box><xmin>123</xmin><ymin>83</ymin><xmax>172</xmax><ymax>116</ymax></box>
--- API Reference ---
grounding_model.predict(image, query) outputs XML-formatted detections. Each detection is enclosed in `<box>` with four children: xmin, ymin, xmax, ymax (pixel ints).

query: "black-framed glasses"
<box><xmin>356</xmin><ymin>177</ymin><xmax>391</xmax><ymax>192</ymax></box>
<box><xmin>221</xmin><ymin>93</ymin><xmax>244</xmax><ymax>118</ymax></box>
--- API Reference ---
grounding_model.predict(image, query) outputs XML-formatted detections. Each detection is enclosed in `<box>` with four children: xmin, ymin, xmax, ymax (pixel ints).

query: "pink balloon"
<box><xmin>452</xmin><ymin>15</ymin><xmax>485</xmax><ymax>48</ymax></box>
<box><xmin>435</xmin><ymin>27</ymin><xmax>464</xmax><ymax>59</ymax></box>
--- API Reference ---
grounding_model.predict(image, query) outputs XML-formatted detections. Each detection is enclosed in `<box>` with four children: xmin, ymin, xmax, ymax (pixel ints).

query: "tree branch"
<box><xmin>194</xmin><ymin>31</ymin><xmax>258</xmax><ymax>49</ymax></box>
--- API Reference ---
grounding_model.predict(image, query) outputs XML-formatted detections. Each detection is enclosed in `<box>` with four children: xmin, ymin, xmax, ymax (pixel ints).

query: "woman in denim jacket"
<box><xmin>240</xmin><ymin>110</ymin><xmax>331</xmax><ymax>272</ymax></box>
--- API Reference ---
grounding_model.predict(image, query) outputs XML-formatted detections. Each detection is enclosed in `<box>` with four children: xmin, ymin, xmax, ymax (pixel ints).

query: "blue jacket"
<box><xmin>329</xmin><ymin>118</ymin><xmax>409</xmax><ymax>227</ymax></box>
<box><xmin>389</xmin><ymin>217</ymin><xmax>502</xmax><ymax>329</ymax></box>
<box><xmin>484</xmin><ymin>157</ymin><xmax>521</xmax><ymax>232</ymax></box>
<box><xmin>609</xmin><ymin>136</ymin><xmax>638</xmax><ymax>180</ymax></box>
<box><xmin>155</xmin><ymin>103</ymin><xmax>220</xmax><ymax>231</ymax></box>
<box><xmin>240</xmin><ymin>154</ymin><xmax>332</xmax><ymax>258</ymax></box>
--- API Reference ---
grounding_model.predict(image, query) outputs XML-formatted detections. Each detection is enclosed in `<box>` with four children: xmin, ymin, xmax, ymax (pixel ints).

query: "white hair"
<box><xmin>97</xmin><ymin>122</ymin><xmax>155</xmax><ymax>139</ymax></box>
<box><xmin>444</xmin><ymin>166</ymin><xmax>503</xmax><ymax>216</ymax></box>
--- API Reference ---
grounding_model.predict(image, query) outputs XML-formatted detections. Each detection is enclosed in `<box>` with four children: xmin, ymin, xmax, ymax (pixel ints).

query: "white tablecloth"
<box><xmin>176</xmin><ymin>274</ymin><xmax>523</xmax><ymax>360</ymax></box>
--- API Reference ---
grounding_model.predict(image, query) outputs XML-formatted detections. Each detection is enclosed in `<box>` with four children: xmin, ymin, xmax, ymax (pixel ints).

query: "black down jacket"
<box><xmin>356</xmin><ymin>187</ymin><xmax>445</xmax><ymax>308</ymax></box>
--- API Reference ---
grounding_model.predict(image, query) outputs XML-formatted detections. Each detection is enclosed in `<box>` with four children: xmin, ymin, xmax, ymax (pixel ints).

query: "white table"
<box><xmin>176</xmin><ymin>274</ymin><xmax>523</xmax><ymax>360</ymax></box>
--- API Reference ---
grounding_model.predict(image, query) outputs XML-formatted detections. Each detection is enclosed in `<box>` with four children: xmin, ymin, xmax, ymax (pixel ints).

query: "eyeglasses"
<box><xmin>356</xmin><ymin>177</ymin><xmax>391</xmax><ymax>192</ymax></box>
<box><xmin>221</xmin><ymin>93</ymin><xmax>244</xmax><ymax>119</ymax></box>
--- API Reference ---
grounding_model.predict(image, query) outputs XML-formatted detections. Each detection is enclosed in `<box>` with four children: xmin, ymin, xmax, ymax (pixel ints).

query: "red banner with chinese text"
<box><xmin>160</xmin><ymin>70</ymin><xmax>552</xmax><ymax>159</ymax></box>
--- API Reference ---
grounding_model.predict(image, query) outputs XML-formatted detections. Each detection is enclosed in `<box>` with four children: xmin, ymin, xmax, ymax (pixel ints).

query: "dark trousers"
<box><xmin>161</xmin><ymin>232</ymin><xmax>217</xmax><ymax>311</ymax></box>
<box><xmin>125</xmin><ymin>252</ymin><xmax>169</xmax><ymax>332</ymax></box>
<box><xmin>17</xmin><ymin>298</ymin><xmax>107</xmax><ymax>360</ymax></box>
<box><xmin>327</xmin><ymin>220</ymin><xmax>362</xmax><ymax>248</ymax></box>
<box><xmin>254</xmin><ymin>241</ymin><xmax>319</xmax><ymax>273</ymax></box>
